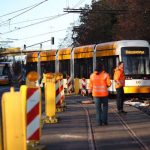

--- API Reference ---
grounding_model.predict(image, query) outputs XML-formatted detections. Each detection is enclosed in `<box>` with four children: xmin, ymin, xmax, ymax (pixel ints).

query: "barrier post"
<box><xmin>2</xmin><ymin>87</ymin><xmax>26</xmax><ymax>150</ymax></box>
<box><xmin>55</xmin><ymin>73</ymin><xmax>65</xmax><ymax>112</ymax></box>
<box><xmin>59</xmin><ymin>74</ymin><xmax>66</xmax><ymax>109</ymax></box>
<box><xmin>0</xmin><ymin>101</ymin><xmax>3</xmax><ymax>150</ymax></box>
<box><xmin>44</xmin><ymin>73</ymin><xmax>58</xmax><ymax>123</ymax></box>
<box><xmin>18</xmin><ymin>73</ymin><xmax>23</xmax><ymax>86</ymax></box>
<box><xmin>67</xmin><ymin>75</ymin><xmax>73</xmax><ymax>94</ymax></box>
<box><xmin>24</xmin><ymin>71</ymin><xmax>44</xmax><ymax>149</ymax></box>
<box><xmin>81</xmin><ymin>78</ymin><xmax>86</xmax><ymax>96</ymax></box>
<box><xmin>74</xmin><ymin>77</ymin><xmax>79</xmax><ymax>95</ymax></box>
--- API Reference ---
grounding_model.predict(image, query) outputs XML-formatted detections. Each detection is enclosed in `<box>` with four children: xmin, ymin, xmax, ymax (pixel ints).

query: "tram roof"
<box><xmin>26</xmin><ymin>50</ymin><xmax>57</xmax><ymax>62</ymax></box>
<box><xmin>96</xmin><ymin>42</ymin><xmax>117</xmax><ymax>51</ymax></box>
<box><xmin>40</xmin><ymin>50</ymin><xmax>57</xmax><ymax>56</ymax></box>
<box><xmin>74</xmin><ymin>45</ymin><xmax>95</xmax><ymax>53</ymax></box>
<box><xmin>96</xmin><ymin>40</ymin><xmax>150</xmax><ymax>51</ymax></box>
<box><xmin>0</xmin><ymin>47</ymin><xmax>21</xmax><ymax>56</ymax></box>
<box><xmin>27</xmin><ymin>49</ymin><xmax>57</xmax><ymax>57</ymax></box>
<box><xmin>58</xmin><ymin>48</ymin><xmax>71</xmax><ymax>55</ymax></box>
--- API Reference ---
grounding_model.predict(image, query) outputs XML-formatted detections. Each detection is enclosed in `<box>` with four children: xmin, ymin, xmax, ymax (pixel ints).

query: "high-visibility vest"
<box><xmin>114</xmin><ymin>67</ymin><xmax>125</xmax><ymax>89</ymax></box>
<box><xmin>89</xmin><ymin>71</ymin><xmax>111</xmax><ymax>97</ymax></box>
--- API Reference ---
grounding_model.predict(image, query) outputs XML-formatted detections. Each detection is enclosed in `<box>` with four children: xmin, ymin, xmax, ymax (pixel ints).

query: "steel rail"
<box><xmin>110</xmin><ymin>104</ymin><xmax>149</xmax><ymax>150</ymax></box>
<box><xmin>80</xmin><ymin>104</ymin><xmax>97</xmax><ymax>150</ymax></box>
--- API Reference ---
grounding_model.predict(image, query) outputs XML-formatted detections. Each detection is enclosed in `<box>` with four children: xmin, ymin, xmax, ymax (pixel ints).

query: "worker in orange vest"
<box><xmin>88</xmin><ymin>62</ymin><xmax>111</xmax><ymax>126</ymax></box>
<box><xmin>114</xmin><ymin>61</ymin><xmax>127</xmax><ymax>114</ymax></box>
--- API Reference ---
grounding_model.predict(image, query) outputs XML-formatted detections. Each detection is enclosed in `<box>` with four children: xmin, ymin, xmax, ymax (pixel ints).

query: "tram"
<box><xmin>0</xmin><ymin>62</ymin><xmax>13</xmax><ymax>85</ymax></box>
<box><xmin>26</xmin><ymin>40</ymin><xmax>150</xmax><ymax>97</ymax></box>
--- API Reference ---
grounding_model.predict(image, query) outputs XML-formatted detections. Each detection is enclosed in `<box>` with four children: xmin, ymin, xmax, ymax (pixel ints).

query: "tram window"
<box><xmin>0</xmin><ymin>66</ymin><xmax>3</xmax><ymax>75</ymax></box>
<box><xmin>0</xmin><ymin>63</ymin><xmax>13</xmax><ymax>85</ymax></box>
<box><xmin>41</xmin><ymin>61</ymin><xmax>55</xmax><ymax>73</ymax></box>
<box><xmin>122</xmin><ymin>55</ymin><xmax>149</xmax><ymax>75</ymax></box>
<box><xmin>97</xmin><ymin>56</ymin><xmax>117</xmax><ymax>79</ymax></box>
<box><xmin>74</xmin><ymin>58</ymin><xmax>93</xmax><ymax>78</ymax></box>
<box><xmin>2</xmin><ymin>64</ymin><xmax>8</xmax><ymax>75</ymax></box>
<box><xmin>146</xmin><ymin>59</ymin><xmax>150</xmax><ymax>74</ymax></box>
<box><xmin>59</xmin><ymin>60</ymin><xmax>70</xmax><ymax>77</ymax></box>
<box><xmin>74</xmin><ymin>61</ymin><xmax>80</xmax><ymax>78</ymax></box>
<box><xmin>26</xmin><ymin>62</ymin><xmax>37</xmax><ymax>73</ymax></box>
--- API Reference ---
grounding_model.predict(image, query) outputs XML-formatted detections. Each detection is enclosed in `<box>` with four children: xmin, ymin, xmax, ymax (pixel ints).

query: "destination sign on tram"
<box><xmin>121</xmin><ymin>47</ymin><xmax>149</xmax><ymax>55</ymax></box>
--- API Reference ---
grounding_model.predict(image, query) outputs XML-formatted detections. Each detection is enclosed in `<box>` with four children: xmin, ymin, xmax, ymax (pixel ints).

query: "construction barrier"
<box><xmin>44</xmin><ymin>73</ymin><xmax>57</xmax><ymax>123</ymax></box>
<box><xmin>2</xmin><ymin>87</ymin><xmax>26</xmax><ymax>150</ymax></box>
<box><xmin>55</xmin><ymin>73</ymin><xmax>65</xmax><ymax>112</ymax></box>
<box><xmin>26</xmin><ymin>71</ymin><xmax>38</xmax><ymax>87</ymax></box>
<box><xmin>74</xmin><ymin>78</ymin><xmax>79</xmax><ymax>95</ymax></box>
<box><xmin>81</xmin><ymin>78</ymin><xmax>86</xmax><ymax>96</ymax></box>
<box><xmin>24</xmin><ymin>71</ymin><xmax>43</xmax><ymax>148</ymax></box>
<box><xmin>0</xmin><ymin>102</ymin><xmax>3</xmax><ymax>150</ymax></box>
<box><xmin>18</xmin><ymin>73</ymin><xmax>23</xmax><ymax>85</ymax></box>
<box><xmin>67</xmin><ymin>75</ymin><xmax>73</xmax><ymax>94</ymax></box>
<box><xmin>26</xmin><ymin>87</ymin><xmax>41</xmax><ymax>141</ymax></box>
<box><xmin>59</xmin><ymin>77</ymin><xmax>65</xmax><ymax>103</ymax></box>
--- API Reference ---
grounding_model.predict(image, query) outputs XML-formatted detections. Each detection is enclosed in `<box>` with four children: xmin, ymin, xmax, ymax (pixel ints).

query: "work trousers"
<box><xmin>94</xmin><ymin>97</ymin><xmax>108</xmax><ymax>125</ymax></box>
<box><xmin>116</xmin><ymin>87</ymin><xmax>124</xmax><ymax>111</ymax></box>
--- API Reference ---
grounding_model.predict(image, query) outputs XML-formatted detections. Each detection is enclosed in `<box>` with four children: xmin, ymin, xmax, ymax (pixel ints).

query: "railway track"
<box><xmin>0</xmin><ymin>93</ymin><xmax>149</xmax><ymax>150</ymax></box>
<box><xmin>110</xmin><ymin>104</ymin><xmax>149</xmax><ymax>150</ymax></box>
<box><xmin>78</xmin><ymin>96</ymin><xmax>150</xmax><ymax>150</ymax></box>
<box><xmin>80</xmin><ymin>104</ymin><xmax>96</xmax><ymax>150</ymax></box>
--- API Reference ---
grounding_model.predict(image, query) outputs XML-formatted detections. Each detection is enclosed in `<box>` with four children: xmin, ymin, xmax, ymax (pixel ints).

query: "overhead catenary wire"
<box><xmin>0</xmin><ymin>15</ymin><xmax>54</xmax><ymax>27</ymax></box>
<box><xmin>66</xmin><ymin>0</ymin><xmax>69</xmax><ymax>8</ymax></box>
<box><xmin>0</xmin><ymin>1</ymin><xmax>43</xmax><ymax>18</ymax></box>
<box><xmin>0</xmin><ymin>0</ymin><xmax>48</xmax><ymax>26</ymax></box>
<box><xmin>25</xmin><ymin>39</ymin><xmax>52</xmax><ymax>48</ymax></box>
<box><xmin>72</xmin><ymin>0</ymin><xmax>86</xmax><ymax>9</ymax></box>
<box><xmin>0</xmin><ymin>0</ymin><xmax>90</xmax><ymax>48</ymax></box>
<box><xmin>18</xmin><ymin>28</ymin><xmax>67</xmax><ymax>41</ymax></box>
<box><xmin>1</xmin><ymin>13</ymin><xmax>68</xmax><ymax>35</ymax></box>
<box><xmin>65</xmin><ymin>0</ymin><xmax>86</xmax><ymax>9</ymax></box>
<box><xmin>0</xmin><ymin>0</ymin><xmax>88</xmax><ymax>34</ymax></box>
<box><xmin>0</xmin><ymin>1</ymin><xmax>85</xmax><ymax>28</ymax></box>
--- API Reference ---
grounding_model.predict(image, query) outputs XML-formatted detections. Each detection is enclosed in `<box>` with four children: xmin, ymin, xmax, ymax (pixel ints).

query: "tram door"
<box><xmin>26</xmin><ymin>62</ymin><xmax>37</xmax><ymax>74</ymax></box>
<box><xmin>96</xmin><ymin>56</ymin><xmax>117</xmax><ymax>79</ymax></box>
<box><xmin>41</xmin><ymin>61</ymin><xmax>55</xmax><ymax>73</ymax></box>
<box><xmin>59</xmin><ymin>60</ymin><xmax>70</xmax><ymax>78</ymax></box>
<box><xmin>74</xmin><ymin>58</ymin><xmax>93</xmax><ymax>79</ymax></box>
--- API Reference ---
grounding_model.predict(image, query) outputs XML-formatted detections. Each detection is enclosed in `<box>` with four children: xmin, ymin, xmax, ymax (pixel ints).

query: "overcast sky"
<box><xmin>0</xmin><ymin>0</ymin><xmax>91</xmax><ymax>50</ymax></box>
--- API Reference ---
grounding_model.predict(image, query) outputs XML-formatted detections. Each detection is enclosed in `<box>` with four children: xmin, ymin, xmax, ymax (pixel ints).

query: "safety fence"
<box><xmin>0</xmin><ymin>71</ymin><xmax>88</xmax><ymax>150</ymax></box>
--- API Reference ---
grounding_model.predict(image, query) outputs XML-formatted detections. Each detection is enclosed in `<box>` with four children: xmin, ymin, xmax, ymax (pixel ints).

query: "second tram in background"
<box><xmin>26</xmin><ymin>40</ymin><xmax>150</xmax><ymax>97</ymax></box>
<box><xmin>0</xmin><ymin>62</ymin><xmax>13</xmax><ymax>85</ymax></box>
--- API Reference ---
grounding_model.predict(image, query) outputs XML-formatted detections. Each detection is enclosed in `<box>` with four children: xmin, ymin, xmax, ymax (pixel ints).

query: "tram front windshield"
<box><xmin>121</xmin><ymin>47</ymin><xmax>150</xmax><ymax>75</ymax></box>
